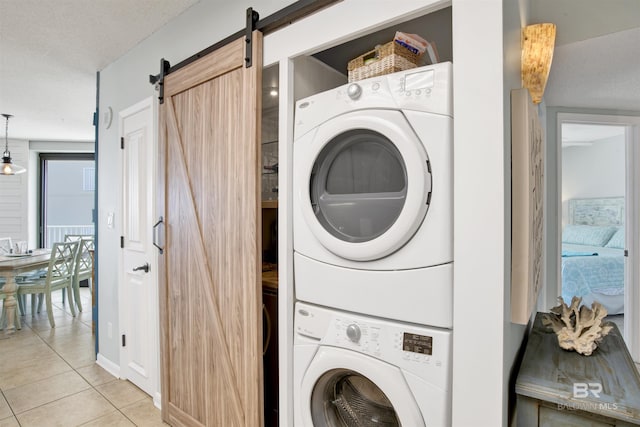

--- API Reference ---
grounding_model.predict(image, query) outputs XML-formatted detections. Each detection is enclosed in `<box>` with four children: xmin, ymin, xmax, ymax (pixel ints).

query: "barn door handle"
<box><xmin>133</xmin><ymin>263</ymin><xmax>150</xmax><ymax>273</ymax></box>
<box><xmin>153</xmin><ymin>216</ymin><xmax>164</xmax><ymax>254</ymax></box>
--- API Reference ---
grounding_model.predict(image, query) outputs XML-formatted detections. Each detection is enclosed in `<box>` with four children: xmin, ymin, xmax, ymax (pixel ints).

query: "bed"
<box><xmin>561</xmin><ymin>197</ymin><xmax>625</xmax><ymax>314</ymax></box>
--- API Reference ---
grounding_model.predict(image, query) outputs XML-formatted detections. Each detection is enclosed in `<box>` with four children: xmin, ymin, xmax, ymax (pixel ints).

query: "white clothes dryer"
<box><xmin>293</xmin><ymin>62</ymin><xmax>453</xmax><ymax>327</ymax></box>
<box><xmin>293</xmin><ymin>302</ymin><xmax>452</xmax><ymax>427</ymax></box>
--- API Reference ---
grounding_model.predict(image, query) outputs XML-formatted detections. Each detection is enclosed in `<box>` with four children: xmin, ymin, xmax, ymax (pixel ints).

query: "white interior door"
<box><xmin>119</xmin><ymin>97</ymin><xmax>158</xmax><ymax>397</ymax></box>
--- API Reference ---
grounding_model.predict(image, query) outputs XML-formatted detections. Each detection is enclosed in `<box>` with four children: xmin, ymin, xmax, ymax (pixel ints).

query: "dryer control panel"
<box><xmin>294</xmin><ymin>62</ymin><xmax>452</xmax><ymax>139</ymax></box>
<box><xmin>295</xmin><ymin>302</ymin><xmax>451</xmax><ymax>390</ymax></box>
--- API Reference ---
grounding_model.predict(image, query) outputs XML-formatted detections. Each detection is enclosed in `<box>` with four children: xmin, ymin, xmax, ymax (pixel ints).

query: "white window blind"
<box><xmin>83</xmin><ymin>167</ymin><xmax>95</xmax><ymax>191</ymax></box>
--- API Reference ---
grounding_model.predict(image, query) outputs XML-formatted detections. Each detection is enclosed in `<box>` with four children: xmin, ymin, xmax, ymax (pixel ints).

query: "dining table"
<box><xmin>0</xmin><ymin>249</ymin><xmax>51</xmax><ymax>334</ymax></box>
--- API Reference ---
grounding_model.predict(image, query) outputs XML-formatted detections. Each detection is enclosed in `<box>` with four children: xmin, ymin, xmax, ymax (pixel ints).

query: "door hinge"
<box><xmin>244</xmin><ymin>7</ymin><xmax>260</xmax><ymax>68</ymax></box>
<box><xmin>625</xmin><ymin>249</ymin><xmax>629</xmax><ymax>257</ymax></box>
<box><xmin>122</xmin><ymin>334</ymin><xmax>126</xmax><ymax>347</ymax></box>
<box><xmin>120</xmin><ymin>236</ymin><xmax>124</xmax><ymax>248</ymax></box>
<box><xmin>93</xmin><ymin>111</ymin><xmax>98</xmax><ymax>127</ymax></box>
<box><xmin>120</xmin><ymin>137</ymin><xmax>124</xmax><ymax>149</ymax></box>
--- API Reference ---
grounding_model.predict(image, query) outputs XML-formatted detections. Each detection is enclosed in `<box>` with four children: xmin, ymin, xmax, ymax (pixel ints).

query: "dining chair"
<box><xmin>0</xmin><ymin>238</ymin><xmax>9</xmax><ymax>288</ymax></box>
<box><xmin>62</xmin><ymin>234</ymin><xmax>93</xmax><ymax>309</ymax></box>
<box><xmin>0</xmin><ymin>238</ymin><xmax>11</xmax><ymax>316</ymax></box>
<box><xmin>0</xmin><ymin>237</ymin><xmax>12</xmax><ymax>255</ymax></box>
<box><xmin>71</xmin><ymin>236</ymin><xmax>94</xmax><ymax>312</ymax></box>
<box><xmin>17</xmin><ymin>241</ymin><xmax>79</xmax><ymax>327</ymax></box>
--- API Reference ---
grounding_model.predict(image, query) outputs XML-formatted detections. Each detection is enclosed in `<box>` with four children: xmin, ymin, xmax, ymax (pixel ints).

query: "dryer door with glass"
<box><xmin>300</xmin><ymin>346</ymin><xmax>425</xmax><ymax>427</ymax></box>
<box><xmin>298</xmin><ymin>109</ymin><xmax>432</xmax><ymax>261</ymax></box>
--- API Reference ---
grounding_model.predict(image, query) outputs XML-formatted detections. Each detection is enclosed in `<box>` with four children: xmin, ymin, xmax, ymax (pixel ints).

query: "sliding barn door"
<box><xmin>158</xmin><ymin>32</ymin><xmax>263</xmax><ymax>427</ymax></box>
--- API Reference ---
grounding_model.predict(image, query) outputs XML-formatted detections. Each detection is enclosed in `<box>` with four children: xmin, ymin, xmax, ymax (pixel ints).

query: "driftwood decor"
<box><xmin>542</xmin><ymin>296</ymin><xmax>613</xmax><ymax>356</ymax></box>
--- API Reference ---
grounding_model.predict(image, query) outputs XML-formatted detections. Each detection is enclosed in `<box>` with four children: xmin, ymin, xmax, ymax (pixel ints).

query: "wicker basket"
<box><xmin>347</xmin><ymin>41</ymin><xmax>420</xmax><ymax>82</ymax></box>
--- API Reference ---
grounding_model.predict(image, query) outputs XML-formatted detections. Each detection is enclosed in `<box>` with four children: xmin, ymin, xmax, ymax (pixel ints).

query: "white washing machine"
<box><xmin>293</xmin><ymin>62</ymin><xmax>453</xmax><ymax>327</ymax></box>
<box><xmin>294</xmin><ymin>302</ymin><xmax>451</xmax><ymax>426</ymax></box>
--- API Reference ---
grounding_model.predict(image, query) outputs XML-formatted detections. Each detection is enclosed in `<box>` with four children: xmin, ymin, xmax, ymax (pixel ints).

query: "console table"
<box><xmin>516</xmin><ymin>312</ymin><xmax>640</xmax><ymax>426</ymax></box>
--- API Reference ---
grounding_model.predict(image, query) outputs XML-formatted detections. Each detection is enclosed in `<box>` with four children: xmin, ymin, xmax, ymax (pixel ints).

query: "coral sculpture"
<box><xmin>542</xmin><ymin>296</ymin><xmax>613</xmax><ymax>356</ymax></box>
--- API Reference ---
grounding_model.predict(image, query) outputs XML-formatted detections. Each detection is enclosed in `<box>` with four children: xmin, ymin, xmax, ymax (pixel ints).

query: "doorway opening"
<box><xmin>556</xmin><ymin>113</ymin><xmax>640</xmax><ymax>363</ymax></box>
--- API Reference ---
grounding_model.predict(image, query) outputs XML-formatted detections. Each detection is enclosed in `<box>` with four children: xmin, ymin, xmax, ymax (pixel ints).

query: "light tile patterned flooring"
<box><xmin>0</xmin><ymin>288</ymin><xmax>167</xmax><ymax>426</ymax></box>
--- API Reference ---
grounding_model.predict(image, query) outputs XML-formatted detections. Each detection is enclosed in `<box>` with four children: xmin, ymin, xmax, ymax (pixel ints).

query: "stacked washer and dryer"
<box><xmin>292</xmin><ymin>62</ymin><xmax>453</xmax><ymax>426</ymax></box>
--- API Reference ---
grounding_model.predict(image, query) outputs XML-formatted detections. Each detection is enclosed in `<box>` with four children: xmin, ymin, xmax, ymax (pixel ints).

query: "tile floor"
<box><xmin>0</xmin><ymin>288</ymin><xmax>167</xmax><ymax>427</ymax></box>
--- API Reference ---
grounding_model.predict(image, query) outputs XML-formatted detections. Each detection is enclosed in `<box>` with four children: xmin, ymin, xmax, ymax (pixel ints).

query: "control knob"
<box><xmin>347</xmin><ymin>83</ymin><xmax>362</xmax><ymax>100</ymax></box>
<box><xmin>346</xmin><ymin>324</ymin><xmax>361</xmax><ymax>343</ymax></box>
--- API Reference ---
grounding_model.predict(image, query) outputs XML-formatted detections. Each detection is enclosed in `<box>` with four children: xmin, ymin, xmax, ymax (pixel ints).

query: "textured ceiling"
<box><xmin>0</xmin><ymin>0</ymin><xmax>198</xmax><ymax>141</ymax></box>
<box><xmin>531</xmin><ymin>0</ymin><xmax>640</xmax><ymax>46</ymax></box>
<box><xmin>544</xmin><ymin>27</ymin><xmax>640</xmax><ymax>110</ymax></box>
<box><xmin>531</xmin><ymin>0</ymin><xmax>640</xmax><ymax>110</ymax></box>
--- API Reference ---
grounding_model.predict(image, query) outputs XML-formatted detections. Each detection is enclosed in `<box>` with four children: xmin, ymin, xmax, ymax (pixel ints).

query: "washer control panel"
<box><xmin>345</xmin><ymin>323</ymin><xmax>362</xmax><ymax>342</ymax></box>
<box><xmin>295</xmin><ymin>302</ymin><xmax>451</xmax><ymax>389</ymax></box>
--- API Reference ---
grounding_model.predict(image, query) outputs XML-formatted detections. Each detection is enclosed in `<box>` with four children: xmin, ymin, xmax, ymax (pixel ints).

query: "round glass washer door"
<box><xmin>300</xmin><ymin>110</ymin><xmax>431</xmax><ymax>261</ymax></box>
<box><xmin>300</xmin><ymin>346</ymin><xmax>425</xmax><ymax>427</ymax></box>
<box><xmin>311</xmin><ymin>369</ymin><xmax>400</xmax><ymax>426</ymax></box>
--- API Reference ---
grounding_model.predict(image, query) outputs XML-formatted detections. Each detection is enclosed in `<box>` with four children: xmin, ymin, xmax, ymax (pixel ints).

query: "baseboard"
<box><xmin>96</xmin><ymin>353</ymin><xmax>121</xmax><ymax>379</ymax></box>
<box><xmin>153</xmin><ymin>392</ymin><xmax>162</xmax><ymax>410</ymax></box>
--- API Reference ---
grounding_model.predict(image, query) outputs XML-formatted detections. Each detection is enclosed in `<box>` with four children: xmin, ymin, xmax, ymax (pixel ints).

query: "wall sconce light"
<box><xmin>521</xmin><ymin>23</ymin><xmax>556</xmax><ymax>104</ymax></box>
<box><xmin>1</xmin><ymin>114</ymin><xmax>26</xmax><ymax>175</ymax></box>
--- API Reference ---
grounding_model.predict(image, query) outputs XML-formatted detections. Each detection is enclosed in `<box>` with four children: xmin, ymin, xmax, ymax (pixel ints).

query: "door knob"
<box><xmin>133</xmin><ymin>263</ymin><xmax>150</xmax><ymax>273</ymax></box>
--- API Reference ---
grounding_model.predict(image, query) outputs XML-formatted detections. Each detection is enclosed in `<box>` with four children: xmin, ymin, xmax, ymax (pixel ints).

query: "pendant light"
<box><xmin>1</xmin><ymin>114</ymin><xmax>26</xmax><ymax>175</ymax></box>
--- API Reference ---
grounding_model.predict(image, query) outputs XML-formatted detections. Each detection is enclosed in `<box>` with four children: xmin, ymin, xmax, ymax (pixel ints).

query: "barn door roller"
<box><xmin>245</xmin><ymin>7</ymin><xmax>260</xmax><ymax>68</ymax></box>
<box><xmin>149</xmin><ymin>59</ymin><xmax>171</xmax><ymax>104</ymax></box>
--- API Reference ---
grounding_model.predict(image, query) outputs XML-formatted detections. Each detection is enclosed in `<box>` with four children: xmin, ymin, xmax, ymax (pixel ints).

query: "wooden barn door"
<box><xmin>158</xmin><ymin>32</ymin><xmax>263</xmax><ymax>427</ymax></box>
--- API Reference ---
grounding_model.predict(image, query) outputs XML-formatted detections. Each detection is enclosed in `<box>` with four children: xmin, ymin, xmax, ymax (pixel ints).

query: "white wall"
<box><xmin>502</xmin><ymin>1</ymin><xmax>531</xmax><ymax>425</ymax></box>
<box><xmin>562</xmin><ymin>135</ymin><xmax>625</xmax><ymax>224</ymax></box>
<box><xmin>452</xmin><ymin>0</ymin><xmax>529</xmax><ymax>425</ymax></box>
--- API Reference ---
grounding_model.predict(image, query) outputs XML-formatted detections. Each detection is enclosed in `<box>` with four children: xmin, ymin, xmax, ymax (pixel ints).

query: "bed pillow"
<box><xmin>562</xmin><ymin>225</ymin><xmax>618</xmax><ymax>247</ymax></box>
<box><xmin>605</xmin><ymin>227</ymin><xmax>625</xmax><ymax>249</ymax></box>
